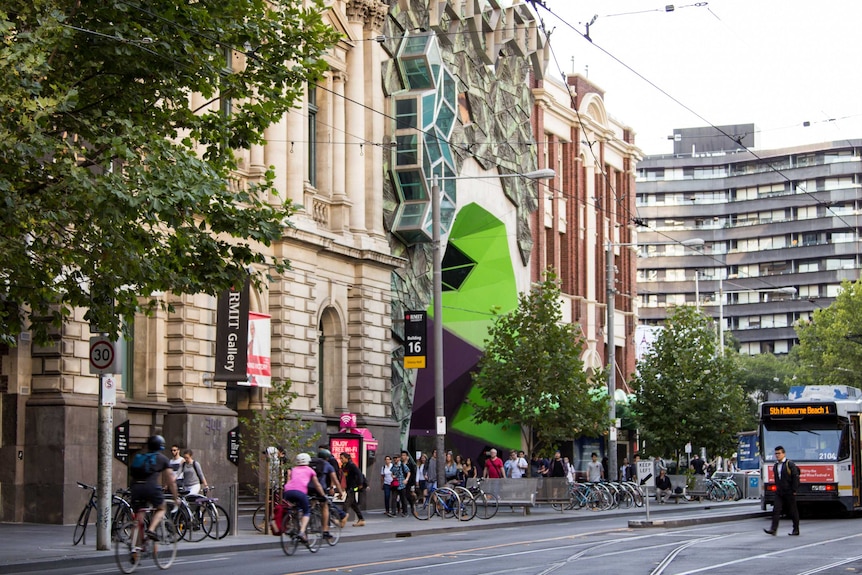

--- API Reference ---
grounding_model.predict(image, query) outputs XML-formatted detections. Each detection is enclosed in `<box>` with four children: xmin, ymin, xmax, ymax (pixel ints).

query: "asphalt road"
<box><xmin>14</xmin><ymin>510</ymin><xmax>862</xmax><ymax>575</ymax></box>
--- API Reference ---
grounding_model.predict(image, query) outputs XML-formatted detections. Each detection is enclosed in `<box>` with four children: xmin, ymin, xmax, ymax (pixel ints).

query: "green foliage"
<box><xmin>734</xmin><ymin>352</ymin><xmax>795</xmax><ymax>422</ymax></box>
<box><xmin>238</xmin><ymin>379</ymin><xmax>318</xmax><ymax>482</ymax></box>
<box><xmin>470</xmin><ymin>271</ymin><xmax>608</xmax><ymax>456</ymax></box>
<box><xmin>0</xmin><ymin>1</ymin><xmax>341</xmax><ymax>344</ymax></box>
<box><xmin>632</xmin><ymin>306</ymin><xmax>748</xmax><ymax>458</ymax></box>
<box><xmin>793</xmin><ymin>279</ymin><xmax>862</xmax><ymax>388</ymax></box>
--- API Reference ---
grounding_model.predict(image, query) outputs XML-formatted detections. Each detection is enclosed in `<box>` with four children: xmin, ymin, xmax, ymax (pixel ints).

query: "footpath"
<box><xmin>0</xmin><ymin>499</ymin><xmax>766</xmax><ymax>574</ymax></box>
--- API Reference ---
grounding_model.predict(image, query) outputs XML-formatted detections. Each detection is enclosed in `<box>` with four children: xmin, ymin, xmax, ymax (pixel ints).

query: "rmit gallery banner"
<box><xmin>243</xmin><ymin>311</ymin><xmax>271</xmax><ymax>387</ymax></box>
<box><xmin>214</xmin><ymin>280</ymin><xmax>250</xmax><ymax>382</ymax></box>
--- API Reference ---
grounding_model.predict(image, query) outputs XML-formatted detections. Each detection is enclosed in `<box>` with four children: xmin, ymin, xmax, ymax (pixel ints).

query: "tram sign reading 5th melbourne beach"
<box><xmin>762</xmin><ymin>403</ymin><xmax>836</xmax><ymax>418</ymax></box>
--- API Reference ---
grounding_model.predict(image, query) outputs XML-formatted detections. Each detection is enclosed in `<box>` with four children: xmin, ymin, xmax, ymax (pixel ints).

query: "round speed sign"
<box><xmin>89</xmin><ymin>336</ymin><xmax>117</xmax><ymax>374</ymax></box>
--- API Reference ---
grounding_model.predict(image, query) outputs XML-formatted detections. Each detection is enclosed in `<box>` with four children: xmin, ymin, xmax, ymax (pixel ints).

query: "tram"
<box><xmin>759</xmin><ymin>385</ymin><xmax>862</xmax><ymax>512</ymax></box>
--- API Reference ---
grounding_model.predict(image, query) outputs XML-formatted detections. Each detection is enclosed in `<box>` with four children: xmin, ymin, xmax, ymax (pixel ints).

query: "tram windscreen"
<box><xmin>761</xmin><ymin>422</ymin><xmax>846</xmax><ymax>463</ymax></box>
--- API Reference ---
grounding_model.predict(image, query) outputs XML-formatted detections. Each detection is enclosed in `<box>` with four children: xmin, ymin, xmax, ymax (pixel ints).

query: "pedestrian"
<box><xmin>380</xmin><ymin>455</ymin><xmax>395</xmax><ymax>517</ymax></box>
<box><xmin>339</xmin><ymin>452</ymin><xmax>365</xmax><ymax>526</ymax></box>
<box><xmin>426</xmin><ymin>449</ymin><xmax>438</xmax><ymax>492</ymax></box>
<box><xmin>690</xmin><ymin>453</ymin><xmax>706</xmax><ymax>475</ymax></box>
<box><xmin>563</xmin><ymin>456</ymin><xmax>576</xmax><ymax>483</ymax></box>
<box><xmin>587</xmin><ymin>452</ymin><xmax>603</xmax><ymax>482</ymax></box>
<box><xmin>504</xmin><ymin>451</ymin><xmax>523</xmax><ymax>478</ymax></box>
<box><xmin>180</xmin><ymin>449</ymin><xmax>208</xmax><ymax>496</ymax></box>
<box><xmin>764</xmin><ymin>445</ymin><xmax>800</xmax><ymax>536</ymax></box>
<box><xmin>628</xmin><ymin>454</ymin><xmax>640</xmax><ymax>484</ymax></box>
<box><xmin>444</xmin><ymin>451</ymin><xmax>458</xmax><ymax>485</ymax></box>
<box><xmin>463</xmin><ymin>457</ymin><xmax>478</xmax><ymax>481</ymax></box>
<box><xmin>547</xmin><ymin>451</ymin><xmax>566</xmax><ymax>477</ymax></box>
<box><xmin>415</xmin><ymin>453</ymin><xmax>428</xmax><ymax>500</ymax></box>
<box><xmin>169</xmin><ymin>445</ymin><xmax>184</xmax><ymax>489</ymax></box>
<box><xmin>483</xmin><ymin>448</ymin><xmax>505</xmax><ymax>479</ymax></box>
<box><xmin>399</xmin><ymin>450</ymin><xmax>417</xmax><ymax>515</ymax></box>
<box><xmin>655</xmin><ymin>468</ymin><xmax>673</xmax><ymax>504</ymax></box>
<box><xmin>619</xmin><ymin>457</ymin><xmax>630</xmax><ymax>482</ymax></box>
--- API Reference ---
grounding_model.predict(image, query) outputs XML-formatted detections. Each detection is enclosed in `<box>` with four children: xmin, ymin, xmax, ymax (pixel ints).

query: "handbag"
<box><xmin>391</xmin><ymin>479</ymin><xmax>400</xmax><ymax>488</ymax></box>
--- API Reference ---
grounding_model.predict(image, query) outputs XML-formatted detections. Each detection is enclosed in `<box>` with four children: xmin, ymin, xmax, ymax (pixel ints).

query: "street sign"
<box><xmin>114</xmin><ymin>420</ymin><xmax>129</xmax><ymax>465</ymax></box>
<box><xmin>403</xmin><ymin>310</ymin><xmax>427</xmax><ymax>369</ymax></box>
<box><xmin>227</xmin><ymin>426</ymin><xmax>240</xmax><ymax>466</ymax></box>
<box><xmin>638</xmin><ymin>461</ymin><xmax>655</xmax><ymax>487</ymax></box>
<box><xmin>101</xmin><ymin>374</ymin><xmax>117</xmax><ymax>406</ymax></box>
<box><xmin>89</xmin><ymin>336</ymin><xmax>119</xmax><ymax>374</ymax></box>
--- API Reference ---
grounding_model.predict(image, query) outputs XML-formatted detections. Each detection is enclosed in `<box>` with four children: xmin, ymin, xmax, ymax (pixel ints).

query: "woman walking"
<box><xmin>380</xmin><ymin>455</ymin><xmax>395</xmax><ymax>517</ymax></box>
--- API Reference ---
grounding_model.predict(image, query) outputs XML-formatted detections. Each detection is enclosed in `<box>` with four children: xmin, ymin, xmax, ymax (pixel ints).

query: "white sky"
<box><xmin>537</xmin><ymin>0</ymin><xmax>862</xmax><ymax>155</ymax></box>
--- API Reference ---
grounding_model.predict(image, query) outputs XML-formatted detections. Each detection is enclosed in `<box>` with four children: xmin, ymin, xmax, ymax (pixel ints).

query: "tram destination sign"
<box><xmin>762</xmin><ymin>402</ymin><xmax>836</xmax><ymax>418</ymax></box>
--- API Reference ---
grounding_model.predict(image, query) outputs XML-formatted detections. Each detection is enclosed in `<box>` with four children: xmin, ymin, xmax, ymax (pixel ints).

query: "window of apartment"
<box><xmin>802</xmin><ymin>232</ymin><xmax>818</xmax><ymax>246</ymax></box>
<box><xmin>308</xmin><ymin>86</ymin><xmax>317</xmax><ymax>187</ymax></box>
<box><xmin>798</xmin><ymin>260</ymin><xmax>819</xmax><ymax>273</ymax></box>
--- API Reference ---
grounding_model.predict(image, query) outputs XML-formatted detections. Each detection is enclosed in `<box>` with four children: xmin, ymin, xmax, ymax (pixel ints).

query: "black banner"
<box><xmin>404</xmin><ymin>310</ymin><xmax>427</xmax><ymax>369</ymax></box>
<box><xmin>114</xmin><ymin>420</ymin><xmax>129</xmax><ymax>465</ymax></box>
<box><xmin>214</xmin><ymin>279</ymin><xmax>250</xmax><ymax>382</ymax></box>
<box><xmin>227</xmin><ymin>426</ymin><xmax>240</xmax><ymax>466</ymax></box>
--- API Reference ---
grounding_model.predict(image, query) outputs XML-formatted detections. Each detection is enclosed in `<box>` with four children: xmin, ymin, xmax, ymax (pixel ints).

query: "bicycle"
<box><xmin>170</xmin><ymin>492</ymin><xmax>213</xmax><ymax>542</ymax></box>
<box><xmin>275</xmin><ymin>500</ymin><xmax>322</xmax><ymax>555</ymax></box>
<box><xmin>73</xmin><ymin>482</ymin><xmax>134</xmax><ymax>545</ymax></box>
<box><xmin>114</xmin><ymin>503</ymin><xmax>179</xmax><ymax>573</ymax></box>
<box><xmin>182</xmin><ymin>486</ymin><xmax>231</xmax><ymax>540</ymax></box>
<box><xmin>466</xmin><ymin>477</ymin><xmax>500</xmax><ymax>519</ymax></box>
<box><xmin>253</xmin><ymin>486</ymin><xmax>282</xmax><ymax>533</ymax></box>
<box><xmin>310</xmin><ymin>495</ymin><xmax>342</xmax><ymax>546</ymax></box>
<box><xmin>412</xmin><ymin>486</ymin><xmax>461</xmax><ymax>520</ymax></box>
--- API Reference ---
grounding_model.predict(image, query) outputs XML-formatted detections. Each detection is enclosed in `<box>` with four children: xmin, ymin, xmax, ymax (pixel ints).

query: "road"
<box><xmin>15</xmin><ymin>511</ymin><xmax>862</xmax><ymax>575</ymax></box>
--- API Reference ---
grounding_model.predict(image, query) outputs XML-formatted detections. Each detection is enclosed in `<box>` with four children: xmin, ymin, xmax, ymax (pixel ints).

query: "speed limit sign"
<box><xmin>89</xmin><ymin>336</ymin><xmax>119</xmax><ymax>374</ymax></box>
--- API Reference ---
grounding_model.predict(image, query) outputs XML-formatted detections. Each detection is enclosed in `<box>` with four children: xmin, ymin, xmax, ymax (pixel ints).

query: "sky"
<box><xmin>534</xmin><ymin>0</ymin><xmax>862</xmax><ymax>155</ymax></box>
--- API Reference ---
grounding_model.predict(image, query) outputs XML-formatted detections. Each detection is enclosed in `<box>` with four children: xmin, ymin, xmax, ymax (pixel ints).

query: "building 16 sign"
<box><xmin>404</xmin><ymin>310</ymin><xmax>427</xmax><ymax>369</ymax></box>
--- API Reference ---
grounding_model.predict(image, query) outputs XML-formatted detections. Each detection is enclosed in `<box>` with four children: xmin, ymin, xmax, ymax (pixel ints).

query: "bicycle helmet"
<box><xmin>295</xmin><ymin>453</ymin><xmax>311</xmax><ymax>466</ymax></box>
<box><xmin>147</xmin><ymin>434</ymin><xmax>166</xmax><ymax>451</ymax></box>
<box><xmin>317</xmin><ymin>448</ymin><xmax>332</xmax><ymax>459</ymax></box>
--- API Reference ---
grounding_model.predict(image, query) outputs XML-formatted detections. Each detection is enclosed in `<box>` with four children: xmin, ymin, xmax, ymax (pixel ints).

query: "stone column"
<box><xmin>345</xmin><ymin>0</ymin><xmax>368</xmax><ymax>235</ymax></box>
<box><xmin>364</xmin><ymin>1</ymin><xmax>388</xmax><ymax>239</ymax></box>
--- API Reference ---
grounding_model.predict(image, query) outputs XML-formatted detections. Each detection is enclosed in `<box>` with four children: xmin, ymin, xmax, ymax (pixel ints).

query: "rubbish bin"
<box><xmin>746</xmin><ymin>473</ymin><xmax>760</xmax><ymax>499</ymax></box>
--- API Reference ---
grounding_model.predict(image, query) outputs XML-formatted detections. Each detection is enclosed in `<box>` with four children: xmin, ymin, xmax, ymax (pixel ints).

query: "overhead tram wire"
<box><xmin>531</xmin><ymin>0</ymin><xmax>862</xmax><ymax>289</ymax></box>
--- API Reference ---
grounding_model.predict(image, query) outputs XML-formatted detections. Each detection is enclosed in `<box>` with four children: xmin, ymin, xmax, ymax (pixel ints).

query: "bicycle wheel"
<box><xmin>172</xmin><ymin>505</ymin><xmax>192</xmax><ymax>542</ymax></box>
<box><xmin>152</xmin><ymin>516</ymin><xmax>178</xmax><ymax>570</ymax></box>
<box><xmin>112</xmin><ymin>501</ymin><xmax>134</xmax><ymax>542</ymax></box>
<box><xmin>305</xmin><ymin>510</ymin><xmax>323</xmax><ymax>553</ymax></box>
<box><xmin>474</xmin><ymin>492</ymin><xmax>499</xmax><ymax>519</ymax></box>
<box><xmin>432</xmin><ymin>488</ymin><xmax>460</xmax><ymax>519</ymax></box>
<box><xmin>114</xmin><ymin>520</ymin><xmax>142</xmax><ymax>574</ymax></box>
<box><xmin>325</xmin><ymin>510</ymin><xmax>342</xmax><ymax>545</ymax></box>
<box><xmin>73</xmin><ymin>505</ymin><xmax>91</xmax><ymax>546</ymax></box>
<box><xmin>252</xmin><ymin>503</ymin><xmax>266</xmax><ymax>533</ymax></box>
<box><xmin>189</xmin><ymin>502</ymin><xmax>216</xmax><ymax>542</ymax></box>
<box><xmin>280</xmin><ymin>514</ymin><xmax>299</xmax><ymax>556</ymax></box>
<box><xmin>208</xmin><ymin>503</ymin><xmax>231</xmax><ymax>540</ymax></box>
<box><xmin>413</xmin><ymin>495</ymin><xmax>433</xmax><ymax>520</ymax></box>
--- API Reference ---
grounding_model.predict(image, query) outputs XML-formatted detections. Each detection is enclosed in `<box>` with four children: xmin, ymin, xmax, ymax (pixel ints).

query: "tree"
<box><xmin>0</xmin><ymin>1</ymin><xmax>340</xmax><ymax>343</ymax></box>
<box><xmin>735</xmin><ymin>352</ymin><xmax>794</xmax><ymax>422</ymax></box>
<box><xmin>793</xmin><ymin>279</ymin><xmax>862</xmax><ymax>388</ymax></box>
<box><xmin>238</xmin><ymin>379</ymin><xmax>318</xmax><ymax>488</ymax></box>
<box><xmin>470</xmin><ymin>271</ymin><xmax>607</xmax><ymax>457</ymax></box>
<box><xmin>631</xmin><ymin>306</ymin><xmax>748</xmax><ymax>459</ymax></box>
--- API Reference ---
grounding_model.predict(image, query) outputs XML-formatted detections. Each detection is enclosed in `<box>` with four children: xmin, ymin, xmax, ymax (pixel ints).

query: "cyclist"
<box><xmin>130</xmin><ymin>435</ymin><xmax>179</xmax><ymax>541</ymax></box>
<box><xmin>310</xmin><ymin>449</ymin><xmax>347</xmax><ymax>537</ymax></box>
<box><xmin>283</xmin><ymin>453</ymin><xmax>327</xmax><ymax>543</ymax></box>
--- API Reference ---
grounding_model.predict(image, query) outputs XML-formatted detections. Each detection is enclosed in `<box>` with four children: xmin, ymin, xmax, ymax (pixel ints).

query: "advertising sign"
<box><xmin>243</xmin><ymin>312</ymin><xmax>271</xmax><ymax>387</ymax></box>
<box><xmin>330</xmin><ymin>434</ymin><xmax>363</xmax><ymax>469</ymax></box>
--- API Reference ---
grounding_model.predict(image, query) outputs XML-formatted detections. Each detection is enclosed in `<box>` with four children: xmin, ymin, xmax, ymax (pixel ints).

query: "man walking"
<box><xmin>764</xmin><ymin>445</ymin><xmax>800</xmax><ymax>536</ymax></box>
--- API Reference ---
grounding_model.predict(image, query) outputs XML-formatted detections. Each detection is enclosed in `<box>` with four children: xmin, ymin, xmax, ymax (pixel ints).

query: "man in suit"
<box><xmin>764</xmin><ymin>445</ymin><xmax>800</xmax><ymax>536</ymax></box>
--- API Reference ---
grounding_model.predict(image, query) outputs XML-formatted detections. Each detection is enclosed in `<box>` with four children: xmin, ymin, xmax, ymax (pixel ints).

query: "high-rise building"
<box><xmin>636</xmin><ymin>125</ymin><xmax>861</xmax><ymax>355</ymax></box>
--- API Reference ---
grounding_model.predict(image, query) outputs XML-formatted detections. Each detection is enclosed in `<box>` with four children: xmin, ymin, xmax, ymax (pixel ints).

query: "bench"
<box><xmin>686</xmin><ymin>476</ymin><xmax>710</xmax><ymax>501</ymax></box>
<box><xmin>477</xmin><ymin>478</ymin><xmax>539</xmax><ymax>514</ymax></box>
<box><xmin>657</xmin><ymin>475</ymin><xmax>689</xmax><ymax>504</ymax></box>
<box><xmin>535</xmin><ymin>477</ymin><xmax>572</xmax><ymax>511</ymax></box>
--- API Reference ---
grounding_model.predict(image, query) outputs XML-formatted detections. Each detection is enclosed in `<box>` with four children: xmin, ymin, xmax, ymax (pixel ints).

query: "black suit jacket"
<box><xmin>773</xmin><ymin>459</ymin><xmax>800</xmax><ymax>494</ymax></box>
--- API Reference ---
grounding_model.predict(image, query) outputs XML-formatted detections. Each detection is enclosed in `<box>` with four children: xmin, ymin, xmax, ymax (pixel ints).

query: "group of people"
<box><xmin>278</xmin><ymin>446</ymin><xmax>370</xmax><ymax>544</ymax></box>
<box><xmin>168</xmin><ymin>444</ymin><xmax>209</xmax><ymax>495</ymax></box>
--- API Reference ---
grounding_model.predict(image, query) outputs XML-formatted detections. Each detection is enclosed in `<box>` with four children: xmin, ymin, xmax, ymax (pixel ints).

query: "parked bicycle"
<box><xmin>252</xmin><ymin>486</ymin><xmax>282</xmax><ymax>533</ymax></box>
<box><xmin>114</xmin><ymin>503</ymin><xmax>179</xmax><ymax>573</ymax></box>
<box><xmin>73</xmin><ymin>481</ymin><xmax>134</xmax><ymax>546</ymax></box>
<box><xmin>412</xmin><ymin>485</ymin><xmax>461</xmax><ymax>520</ymax></box>
<box><xmin>181</xmin><ymin>486</ymin><xmax>231</xmax><ymax>540</ymax></box>
<box><xmin>465</xmin><ymin>477</ymin><xmax>500</xmax><ymax>519</ymax></box>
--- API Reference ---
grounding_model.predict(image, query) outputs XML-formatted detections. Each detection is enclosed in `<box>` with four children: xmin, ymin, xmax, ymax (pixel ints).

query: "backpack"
<box><xmin>310</xmin><ymin>457</ymin><xmax>327</xmax><ymax>480</ymax></box>
<box><xmin>131</xmin><ymin>451</ymin><xmax>159</xmax><ymax>480</ymax></box>
<box><xmin>359</xmin><ymin>471</ymin><xmax>369</xmax><ymax>491</ymax></box>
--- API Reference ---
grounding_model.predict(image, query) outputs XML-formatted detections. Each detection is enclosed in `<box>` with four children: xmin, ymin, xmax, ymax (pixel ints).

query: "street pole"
<box><xmin>718</xmin><ymin>277</ymin><xmax>724</xmax><ymax>357</ymax></box>
<box><xmin>432</xmin><ymin>177</ymin><xmax>446</xmax><ymax>488</ymax></box>
<box><xmin>606</xmin><ymin>241</ymin><xmax>617</xmax><ymax>481</ymax></box>
<box><xmin>97</xmin><ymin>374</ymin><xmax>113</xmax><ymax>550</ymax></box>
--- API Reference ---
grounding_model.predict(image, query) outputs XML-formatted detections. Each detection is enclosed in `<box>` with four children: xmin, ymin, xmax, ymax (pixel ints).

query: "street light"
<box><xmin>431</xmin><ymin>168</ymin><xmax>555</xmax><ymax>487</ymax></box>
<box><xmin>606</xmin><ymin>237</ymin><xmax>703</xmax><ymax>480</ymax></box>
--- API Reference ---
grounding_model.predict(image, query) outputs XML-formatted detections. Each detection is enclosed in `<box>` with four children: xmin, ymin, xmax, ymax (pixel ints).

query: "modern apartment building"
<box><xmin>635</xmin><ymin>125</ymin><xmax>862</xmax><ymax>355</ymax></box>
